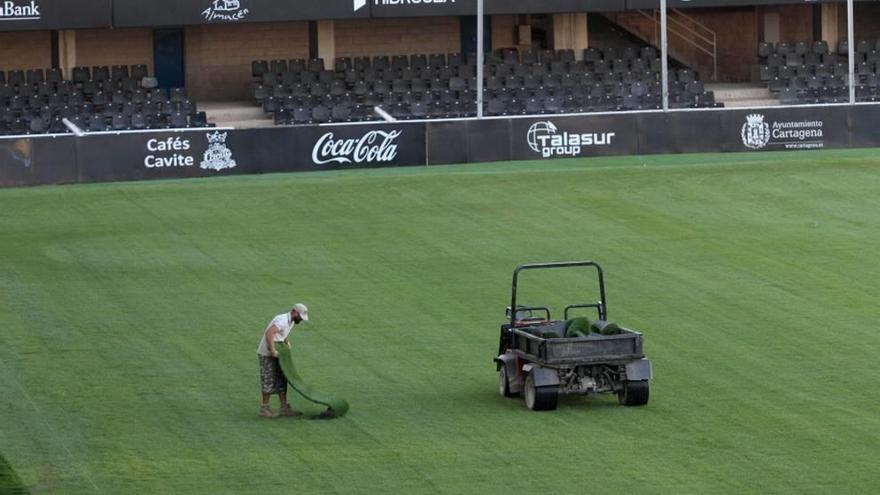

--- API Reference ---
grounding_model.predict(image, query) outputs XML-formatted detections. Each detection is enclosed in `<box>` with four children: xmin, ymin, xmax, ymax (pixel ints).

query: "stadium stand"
<box><xmin>252</xmin><ymin>47</ymin><xmax>720</xmax><ymax>125</ymax></box>
<box><xmin>0</xmin><ymin>65</ymin><xmax>210</xmax><ymax>136</ymax></box>
<box><xmin>757</xmin><ymin>40</ymin><xmax>880</xmax><ymax>104</ymax></box>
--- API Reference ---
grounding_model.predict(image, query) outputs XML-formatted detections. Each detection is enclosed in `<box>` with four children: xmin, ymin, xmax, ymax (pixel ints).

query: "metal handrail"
<box><xmin>671</xmin><ymin>8</ymin><xmax>716</xmax><ymax>45</ymax></box>
<box><xmin>666</xmin><ymin>11</ymin><xmax>714</xmax><ymax>48</ymax></box>
<box><xmin>669</xmin><ymin>8</ymin><xmax>717</xmax><ymax>80</ymax></box>
<box><xmin>633</xmin><ymin>9</ymin><xmax>717</xmax><ymax>80</ymax></box>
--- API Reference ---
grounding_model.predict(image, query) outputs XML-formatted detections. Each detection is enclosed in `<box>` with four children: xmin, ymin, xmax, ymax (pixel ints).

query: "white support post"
<box><xmin>660</xmin><ymin>0</ymin><xmax>669</xmax><ymax>111</ymax></box>
<box><xmin>476</xmin><ymin>0</ymin><xmax>485</xmax><ymax>119</ymax></box>
<box><xmin>847</xmin><ymin>0</ymin><xmax>855</xmax><ymax>104</ymax></box>
<box><xmin>62</xmin><ymin>118</ymin><xmax>85</xmax><ymax>137</ymax></box>
<box><xmin>373</xmin><ymin>106</ymin><xmax>396</xmax><ymax>122</ymax></box>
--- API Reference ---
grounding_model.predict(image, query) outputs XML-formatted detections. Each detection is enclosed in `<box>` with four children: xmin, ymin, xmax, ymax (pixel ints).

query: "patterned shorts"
<box><xmin>259</xmin><ymin>355</ymin><xmax>287</xmax><ymax>394</ymax></box>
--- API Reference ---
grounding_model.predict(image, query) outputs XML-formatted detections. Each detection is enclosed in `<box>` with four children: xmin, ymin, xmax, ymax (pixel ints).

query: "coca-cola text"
<box><xmin>312</xmin><ymin>130</ymin><xmax>402</xmax><ymax>165</ymax></box>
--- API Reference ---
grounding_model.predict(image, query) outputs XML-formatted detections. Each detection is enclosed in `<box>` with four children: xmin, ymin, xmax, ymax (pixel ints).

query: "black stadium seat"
<box><xmin>8</xmin><ymin>70</ymin><xmax>25</xmax><ymax>87</ymax></box>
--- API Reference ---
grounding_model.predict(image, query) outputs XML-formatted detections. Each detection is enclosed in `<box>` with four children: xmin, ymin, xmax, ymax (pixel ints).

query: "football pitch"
<box><xmin>1</xmin><ymin>149</ymin><xmax>878</xmax><ymax>494</ymax></box>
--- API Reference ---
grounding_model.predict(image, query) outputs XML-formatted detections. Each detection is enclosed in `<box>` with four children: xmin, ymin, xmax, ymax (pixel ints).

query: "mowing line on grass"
<box><xmin>0</xmin><ymin>357</ymin><xmax>103</xmax><ymax>494</ymax></box>
<box><xmin>0</xmin><ymin>453</ymin><xmax>28</xmax><ymax>494</ymax></box>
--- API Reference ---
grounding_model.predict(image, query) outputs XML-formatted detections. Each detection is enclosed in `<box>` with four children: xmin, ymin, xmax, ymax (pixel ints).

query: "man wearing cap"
<box><xmin>257</xmin><ymin>303</ymin><xmax>309</xmax><ymax>418</ymax></box>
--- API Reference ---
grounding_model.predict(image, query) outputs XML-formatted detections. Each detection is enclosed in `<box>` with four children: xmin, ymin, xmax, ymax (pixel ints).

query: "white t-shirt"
<box><xmin>256</xmin><ymin>312</ymin><xmax>297</xmax><ymax>356</ymax></box>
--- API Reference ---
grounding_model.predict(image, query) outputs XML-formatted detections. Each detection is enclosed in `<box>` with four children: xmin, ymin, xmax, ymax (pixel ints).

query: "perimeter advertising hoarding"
<box><xmin>226</xmin><ymin>122</ymin><xmax>426</xmax><ymax>173</ymax></box>
<box><xmin>113</xmin><ymin>0</ymin><xmax>370</xmax><ymax>28</ymax></box>
<box><xmin>76</xmin><ymin>131</ymin><xmax>247</xmax><ymax>183</ymax></box>
<box><xmin>0</xmin><ymin>138</ymin><xmax>32</xmax><ymax>186</ymax></box>
<box><xmin>637</xmin><ymin>111</ymin><xmax>724</xmax><ymax>155</ymax></box>
<box><xmin>0</xmin><ymin>0</ymin><xmax>110</xmax><ymax>31</ymax></box>
<box><xmin>292</xmin><ymin>121</ymin><xmax>428</xmax><ymax>171</ymax></box>
<box><xmin>510</xmin><ymin>114</ymin><xmax>639</xmax><ymax>160</ymax></box>
<box><xmin>720</xmin><ymin>106</ymin><xmax>849</xmax><ymax>153</ymax></box>
<box><xmin>70</xmin><ymin>122</ymin><xmax>425</xmax><ymax>184</ymax></box>
<box><xmin>847</xmin><ymin>105</ymin><xmax>880</xmax><ymax>148</ymax></box>
<box><xmin>4</xmin><ymin>105</ymin><xmax>880</xmax><ymax>188</ymax></box>
<box><xmin>0</xmin><ymin>137</ymin><xmax>77</xmax><ymax>186</ymax></box>
<box><xmin>426</xmin><ymin>119</ymin><xmax>512</xmax><ymax>165</ymax></box>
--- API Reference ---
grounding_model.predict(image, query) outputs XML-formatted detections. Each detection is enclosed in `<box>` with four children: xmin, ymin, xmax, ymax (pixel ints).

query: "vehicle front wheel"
<box><xmin>524</xmin><ymin>373</ymin><xmax>558</xmax><ymax>411</ymax></box>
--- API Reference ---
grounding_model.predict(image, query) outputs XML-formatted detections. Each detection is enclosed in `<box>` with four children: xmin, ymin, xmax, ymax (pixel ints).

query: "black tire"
<box><xmin>618</xmin><ymin>380</ymin><xmax>650</xmax><ymax>406</ymax></box>
<box><xmin>524</xmin><ymin>373</ymin><xmax>559</xmax><ymax>411</ymax></box>
<box><xmin>499</xmin><ymin>366</ymin><xmax>517</xmax><ymax>398</ymax></box>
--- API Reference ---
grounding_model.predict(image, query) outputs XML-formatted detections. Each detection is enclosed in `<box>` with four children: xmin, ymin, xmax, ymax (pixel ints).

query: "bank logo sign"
<box><xmin>740</xmin><ymin>113</ymin><xmax>824</xmax><ymax>150</ymax></box>
<box><xmin>312</xmin><ymin>130</ymin><xmax>401</xmax><ymax>165</ymax></box>
<box><xmin>144</xmin><ymin>133</ymin><xmax>238</xmax><ymax>171</ymax></box>
<box><xmin>527</xmin><ymin>121</ymin><xmax>615</xmax><ymax>158</ymax></box>
<box><xmin>202</xmin><ymin>0</ymin><xmax>248</xmax><ymax>22</ymax></box>
<box><xmin>0</xmin><ymin>1</ymin><xmax>41</xmax><ymax>21</ymax></box>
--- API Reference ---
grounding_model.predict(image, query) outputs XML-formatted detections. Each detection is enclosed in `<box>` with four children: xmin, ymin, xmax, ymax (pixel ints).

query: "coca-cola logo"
<box><xmin>312</xmin><ymin>130</ymin><xmax>402</xmax><ymax>165</ymax></box>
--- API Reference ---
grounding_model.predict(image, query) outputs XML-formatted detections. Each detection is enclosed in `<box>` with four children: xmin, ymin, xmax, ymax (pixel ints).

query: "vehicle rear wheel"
<box><xmin>524</xmin><ymin>373</ymin><xmax>558</xmax><ymax>411</ymax></box>
<box><xmin>499</xmin><ymin>365</ymin><xmax>517</xmax><ymax>398</ymax></box>
<box><xmin>618</xmin><ymin>380</ymin><xmax>650</xmax><ymax>406</ymax></box>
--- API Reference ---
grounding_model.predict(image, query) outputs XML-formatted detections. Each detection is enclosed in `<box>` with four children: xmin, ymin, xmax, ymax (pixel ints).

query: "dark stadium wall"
<box><xmin>491</xmin><ymin>15</ymin><xmax>518</xmax><ymax>50</ymax></box>
<box><xmin>184</xmin><ymin>22</ymin><xmax>310</xmax><ymax>101</ymax></box>
<box><xmin>676</xmin><ymin>8</ymin><xmax>763</xmax><ymax>83</ymax></box>
<box><xmin>74</xmin><ymin>28</ymin><xmax>155</xmax><ymax>75</ymax></box>
<box><xmin>333</xmin><ymin>17</ymin><xmax>461</xmax><ymax>59</ymax></box>
<box><xmin>774</xmin><ymin>4</ymin><xmax>815</xmax><ymax>42</ymax></box>
<box><xmin>850</xmin><ymin>1</ymin><xmax>880</xmax><ymax>39</ymax></box>
<box><xmin>0</xmin><ymin>31</ymin><xmax>52</xmax><ymax>73</ymax></box>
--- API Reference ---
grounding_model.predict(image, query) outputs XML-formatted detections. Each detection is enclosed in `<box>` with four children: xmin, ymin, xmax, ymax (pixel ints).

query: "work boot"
<box><xmin>279</xmin><ymin>404</ymin><xmax>303</xmax><ymax>417</ymax></box>
<box><xmin>259</xmin><ymin>405</ymin><xmax>279</xmax><ymax>418</ymax></box>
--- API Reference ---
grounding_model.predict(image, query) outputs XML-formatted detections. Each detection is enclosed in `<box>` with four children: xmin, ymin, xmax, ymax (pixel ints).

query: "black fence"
<box><xmin>2</xmin><ymin>105</ymin><xmax>878</xmax><ymax>188</ymax></box>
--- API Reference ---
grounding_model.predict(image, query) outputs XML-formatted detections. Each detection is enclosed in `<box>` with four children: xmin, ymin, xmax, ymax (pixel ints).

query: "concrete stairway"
<box><xmin>706</xmin><ymin>83</ymin><xmax>781</xmax><ymax>108</ymax></box>
<box><xmin>199</xmin><ymin>101</ymin><xmax>274</xmax><ymax>129</ymax></box>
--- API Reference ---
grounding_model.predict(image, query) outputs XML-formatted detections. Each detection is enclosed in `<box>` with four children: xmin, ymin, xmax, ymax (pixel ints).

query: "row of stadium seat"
<box><xmin>757</xmin><ymin>40</ymin><xmax>880</xmax><ymax>104</ymax></box>
<box><xmin>0</xmin><ymin>110</ymin><xmax>210</xmax><ymax>135</ymax></box>
<box><xmin>0</xmin><ymin>65</ymin><xmax>210</xmax><ymax>135</ymax></box>
<box><xmin>759</xmin><ymin>39</ymin><xmax>880</xmax><ymax>58</ymax></box>
<box><xmin>266</xmin><ymin>79</ymin><xmax>717</xmax><ymax>124</ymax></box>
<box><xmin>253</xmin><ymin>48</ymin><xmax>719</xmax><ymax>125</ymax></box>
<box><xmin>0</xmin><ymin>65</ymin><xmax>151</xmax><ymax>87</ymax></box>
<box><xmin>252</xmin><ymin>47</ymin><xmax>663</xmax><ymax>78</ymax></box>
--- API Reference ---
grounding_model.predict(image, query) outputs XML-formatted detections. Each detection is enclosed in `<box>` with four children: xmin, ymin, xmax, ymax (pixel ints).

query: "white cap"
<box><xmin>293</xmin><ymin>303</ymin><xmax>309</xmax><ymax>321</ymax></box>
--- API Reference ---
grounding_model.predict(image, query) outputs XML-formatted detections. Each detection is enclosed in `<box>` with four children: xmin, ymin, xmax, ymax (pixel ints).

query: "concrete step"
<box><xmin>712</xmin><ymin>88</ymin><xmax>774</xmax><ymax>100</ymax></box>
<box><xmin>721</xmin><ymin>98</ymin><xmax>782</xmax><ymax>108</ymax></box>
<box><xmin>705</xmin><ymin>83</ymin><xmax>780</xmax><ymax>108</ymax></box>
<box><xmin>220</xmin><ymin>119</ymin><xmax>276</xmax><ymax>129</ymax></box>
<box><xmin>198</xmin><ymin>101</ymin><xmax>268</xmax><ymax>127</ymax></box>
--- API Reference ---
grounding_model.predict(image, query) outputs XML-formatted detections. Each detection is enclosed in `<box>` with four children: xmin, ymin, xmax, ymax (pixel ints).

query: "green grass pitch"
<box><xmin>1</xmin><ymin>149</ymin><xmax>878</xmax><ymax>493</ymax></box>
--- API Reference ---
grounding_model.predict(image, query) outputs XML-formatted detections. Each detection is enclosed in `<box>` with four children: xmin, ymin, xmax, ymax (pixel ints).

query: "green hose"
<box><xmin>275</xmin><ymin>345</ymin><xmax>349</xmax><ymax>419</ymax></box>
